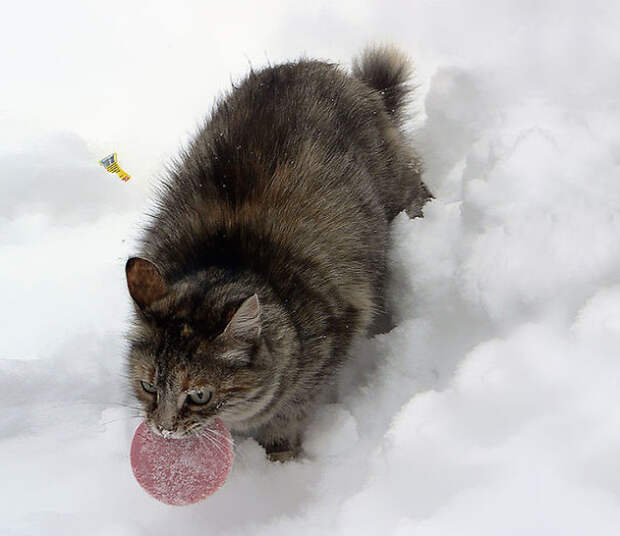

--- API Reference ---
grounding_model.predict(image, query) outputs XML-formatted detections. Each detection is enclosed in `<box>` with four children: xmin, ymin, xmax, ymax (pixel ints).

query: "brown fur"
<box><xmin>125</xmin><ymin>46</ymin><xmax>430</xmax><ymax>457</ymax></box>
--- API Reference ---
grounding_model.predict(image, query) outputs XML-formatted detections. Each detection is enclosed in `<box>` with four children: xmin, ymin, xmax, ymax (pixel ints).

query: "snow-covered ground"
<box><xmin>2</xmin><ymin>1</ymin><xmax>620</xmax><ymax>534</ymax></box>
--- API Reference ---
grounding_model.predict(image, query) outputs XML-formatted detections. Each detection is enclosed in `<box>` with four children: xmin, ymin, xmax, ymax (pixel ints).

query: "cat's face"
<box><xmin>125</xmin><ymin>258</ymin><xmax>276</xmax><ymax>438</ymax></box>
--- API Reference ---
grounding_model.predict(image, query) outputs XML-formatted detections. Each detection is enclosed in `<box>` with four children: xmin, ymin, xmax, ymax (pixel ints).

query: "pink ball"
<box><xmin>130</xmin><ymin>419</ymin><xmax>233</xmax><ymax>506</ymax></box>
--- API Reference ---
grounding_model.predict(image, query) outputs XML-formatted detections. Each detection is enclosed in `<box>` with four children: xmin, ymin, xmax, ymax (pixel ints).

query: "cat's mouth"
<box><xmin>160</xmin><ymin>428</ymin><xmax>182</xmax><ymax>440</ymax></box>
<box><xmin>146</xmin><ymin>418</ymin><xmax>222</xmax><ymax>440</ymax></box>
<box><xmin>146</xmin><ymin>421</ymin><xmax>186</xmax><ymax>440</ymax></box>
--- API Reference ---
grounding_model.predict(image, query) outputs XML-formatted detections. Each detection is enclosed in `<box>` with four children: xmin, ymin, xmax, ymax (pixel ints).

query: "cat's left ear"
<box><xmin>223</xmin><ymin>294</ymin><xmax>262</xmax><ymax>344</ymax></box>
<box><xmin>125</xmin><ymin>257</ymin><xmax>168</xmax><ymax>310</ymax></box>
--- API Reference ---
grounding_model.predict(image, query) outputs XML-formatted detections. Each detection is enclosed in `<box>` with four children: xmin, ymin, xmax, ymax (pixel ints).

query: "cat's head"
<box><xmin>125</xmin><ymin>257</ymin><xmax>282</xmax><ymax>438</ymax></box>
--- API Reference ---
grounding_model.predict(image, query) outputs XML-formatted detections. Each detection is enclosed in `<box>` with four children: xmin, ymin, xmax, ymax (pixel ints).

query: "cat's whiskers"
<box><xmin>206</xmin><ymin>427</ymin><xmax>235</xmax><ymax>447</ymax></box>
<box><xmin>197</xmin><ymin>429</ymin><xmax>228</xmax><ymax>459</ymax></box>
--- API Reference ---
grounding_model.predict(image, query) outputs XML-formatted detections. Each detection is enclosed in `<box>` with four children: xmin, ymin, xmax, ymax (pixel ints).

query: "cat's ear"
<box><xmin>125</xmin><ymin>257</ymin><xmax>168</xmax><ymax>309</ymax></box>
<box><xmin>223</xmin><ymin>294</ymin><xmax>262</xmax><ymax>344</ymax></box>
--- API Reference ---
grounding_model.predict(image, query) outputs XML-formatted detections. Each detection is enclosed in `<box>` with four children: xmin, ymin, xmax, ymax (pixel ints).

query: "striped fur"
<box><xmin>125</xmin><ymin>47</ymin><xmax>430</xmax><ymax>457</ymax></box>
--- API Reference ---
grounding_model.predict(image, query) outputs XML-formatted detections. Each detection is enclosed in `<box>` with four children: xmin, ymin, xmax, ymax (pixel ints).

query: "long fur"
<box><xmin>125</xmin><ymin>47</ymin><xmax>430</xmax><ymax>456</ymax></box>
<box><xmin>352</xmin><ymin>45</ymin><xmax>413</xmax><ymax>123</ymax></box>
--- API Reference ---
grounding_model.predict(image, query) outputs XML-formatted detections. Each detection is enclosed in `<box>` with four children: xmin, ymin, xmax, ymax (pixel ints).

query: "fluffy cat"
<box><xmin>125</xmin><ymin>46</ymin><xmax>430</xmax><ymax>459</ymax></box>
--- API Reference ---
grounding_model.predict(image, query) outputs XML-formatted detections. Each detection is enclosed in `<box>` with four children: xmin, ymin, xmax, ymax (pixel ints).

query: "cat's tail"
<box><xmin>352</xmin><ymin>45</ymin><xmax>413</xmax><ymax>123</ymax></box>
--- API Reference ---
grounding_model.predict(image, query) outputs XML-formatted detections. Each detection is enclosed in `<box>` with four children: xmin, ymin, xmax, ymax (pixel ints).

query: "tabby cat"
<box><xmin>125</xmin><ymin>46</ymin><xmax>430</xmax><ymax>460</ymax></box>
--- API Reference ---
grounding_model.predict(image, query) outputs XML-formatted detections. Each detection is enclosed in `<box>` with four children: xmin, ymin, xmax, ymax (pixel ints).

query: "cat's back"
<box><xmin>147</xmin><ymin>61</ymin><xmax>391</xmax><ymax>271</ymax></box>
<box><xmin>191</xmin><ymin>60</ymin><xmax>388</xmax><ymax>208</ymax></box>
<box><xmin>142</xmin><ymin>53</ymin><xmax>426</xmax><ymax>327</ymax></box>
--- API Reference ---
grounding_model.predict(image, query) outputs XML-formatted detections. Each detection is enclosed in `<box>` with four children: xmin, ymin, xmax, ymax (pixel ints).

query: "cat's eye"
<box><xmin>140</xmin><ymin>380</ymin><xmax>157</xmax><ymax>394</ymax></box>
<box><xmin>187</xmin><ymin>390</ymin><xmax>212</xmax><ymax>405</ymax></box>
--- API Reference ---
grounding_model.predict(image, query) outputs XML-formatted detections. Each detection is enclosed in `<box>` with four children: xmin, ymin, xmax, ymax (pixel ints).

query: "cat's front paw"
<box><xmin>266</xmin><ymin>448</ymin><xmax>300</xmax><ymax>463</ymax></box>
<box><xmin>263</xmin><ymin>436</ymin><xmax>301</xmax><ymax>462</ymax></box>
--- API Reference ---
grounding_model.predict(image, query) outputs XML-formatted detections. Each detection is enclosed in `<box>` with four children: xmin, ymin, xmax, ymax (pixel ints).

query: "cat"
<box><xmin>125</xmin><ymin>46</ymin><xmax>431</xmax><ymax>460</ymax></box>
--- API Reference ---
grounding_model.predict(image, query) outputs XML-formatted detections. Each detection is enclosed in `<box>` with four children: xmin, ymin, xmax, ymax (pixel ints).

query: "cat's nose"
<box><xmin>154</xmin><ymin>393</ymin><xmax>178</xmax><ymax>433</ymax></box>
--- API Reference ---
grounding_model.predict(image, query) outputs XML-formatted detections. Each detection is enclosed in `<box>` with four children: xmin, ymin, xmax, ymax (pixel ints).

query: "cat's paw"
<box><xmin>266</xmin><ymin>448</ymin><xmax>300</xmax><ymax>463</ymax></box>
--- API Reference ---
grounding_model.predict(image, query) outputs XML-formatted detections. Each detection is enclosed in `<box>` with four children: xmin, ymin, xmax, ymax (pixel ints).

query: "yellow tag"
<box><xmin>99</xmin><ymin>153</ymin><xmax>131</xmax><ymax>182</ymax></box>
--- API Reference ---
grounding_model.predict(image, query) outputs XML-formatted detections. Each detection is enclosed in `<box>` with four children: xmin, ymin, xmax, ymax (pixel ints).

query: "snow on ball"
<box><xmin>130</xmin><ymin>419</ymin><xmax>233</xmax><ymax>506</ymax></box>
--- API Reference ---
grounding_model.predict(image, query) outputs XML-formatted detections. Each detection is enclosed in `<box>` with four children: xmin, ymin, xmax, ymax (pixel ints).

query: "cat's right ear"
<box><xmin>125</xmin><ymin>257</ymin><xmax>168</xmax><ymax>310</ymax></box>
<box><xmin>223</xmin><ymin>294</ymin><xmax>262</xmax><ymax>344</ymax></box>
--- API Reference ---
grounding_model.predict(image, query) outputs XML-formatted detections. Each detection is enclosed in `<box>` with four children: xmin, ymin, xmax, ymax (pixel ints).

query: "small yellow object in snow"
<box><xmin>99</xmin><ymin>153</ymin><xmax>131</xmax><ymax>182</ymax></box>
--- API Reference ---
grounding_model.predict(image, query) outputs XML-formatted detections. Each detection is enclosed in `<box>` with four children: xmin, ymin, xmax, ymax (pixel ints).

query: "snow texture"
<box><xmin>2</xmin><ymin>1</ymin><xmax>620</xmax><ymax>534</ymax></box>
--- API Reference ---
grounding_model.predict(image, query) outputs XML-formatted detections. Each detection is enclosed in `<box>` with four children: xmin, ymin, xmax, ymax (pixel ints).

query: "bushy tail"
<box><xmin>352</xmin><ymin>45</ymin><xmax>413</xmax><ymax>122</ymax></box>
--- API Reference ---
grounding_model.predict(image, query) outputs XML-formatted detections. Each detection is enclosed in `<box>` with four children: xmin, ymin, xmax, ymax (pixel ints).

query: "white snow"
<box><xmin>2</xmin><ymin>1</ymin><xmax>620</xmax><ymax>534</ymax></box>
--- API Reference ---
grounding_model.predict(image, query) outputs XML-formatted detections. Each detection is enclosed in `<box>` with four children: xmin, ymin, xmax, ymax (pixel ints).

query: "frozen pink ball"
<box><xmin>130</xmin><ymin>419</ymin><xmax>233</xmax><ymax>506</ymax></box>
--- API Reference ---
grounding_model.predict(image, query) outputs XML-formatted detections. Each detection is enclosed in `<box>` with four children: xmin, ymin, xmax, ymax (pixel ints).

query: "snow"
<box><xmin>2</xmin><ymin>1</ymin><xmax>620</xmax><ymax>534</ymax></box>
